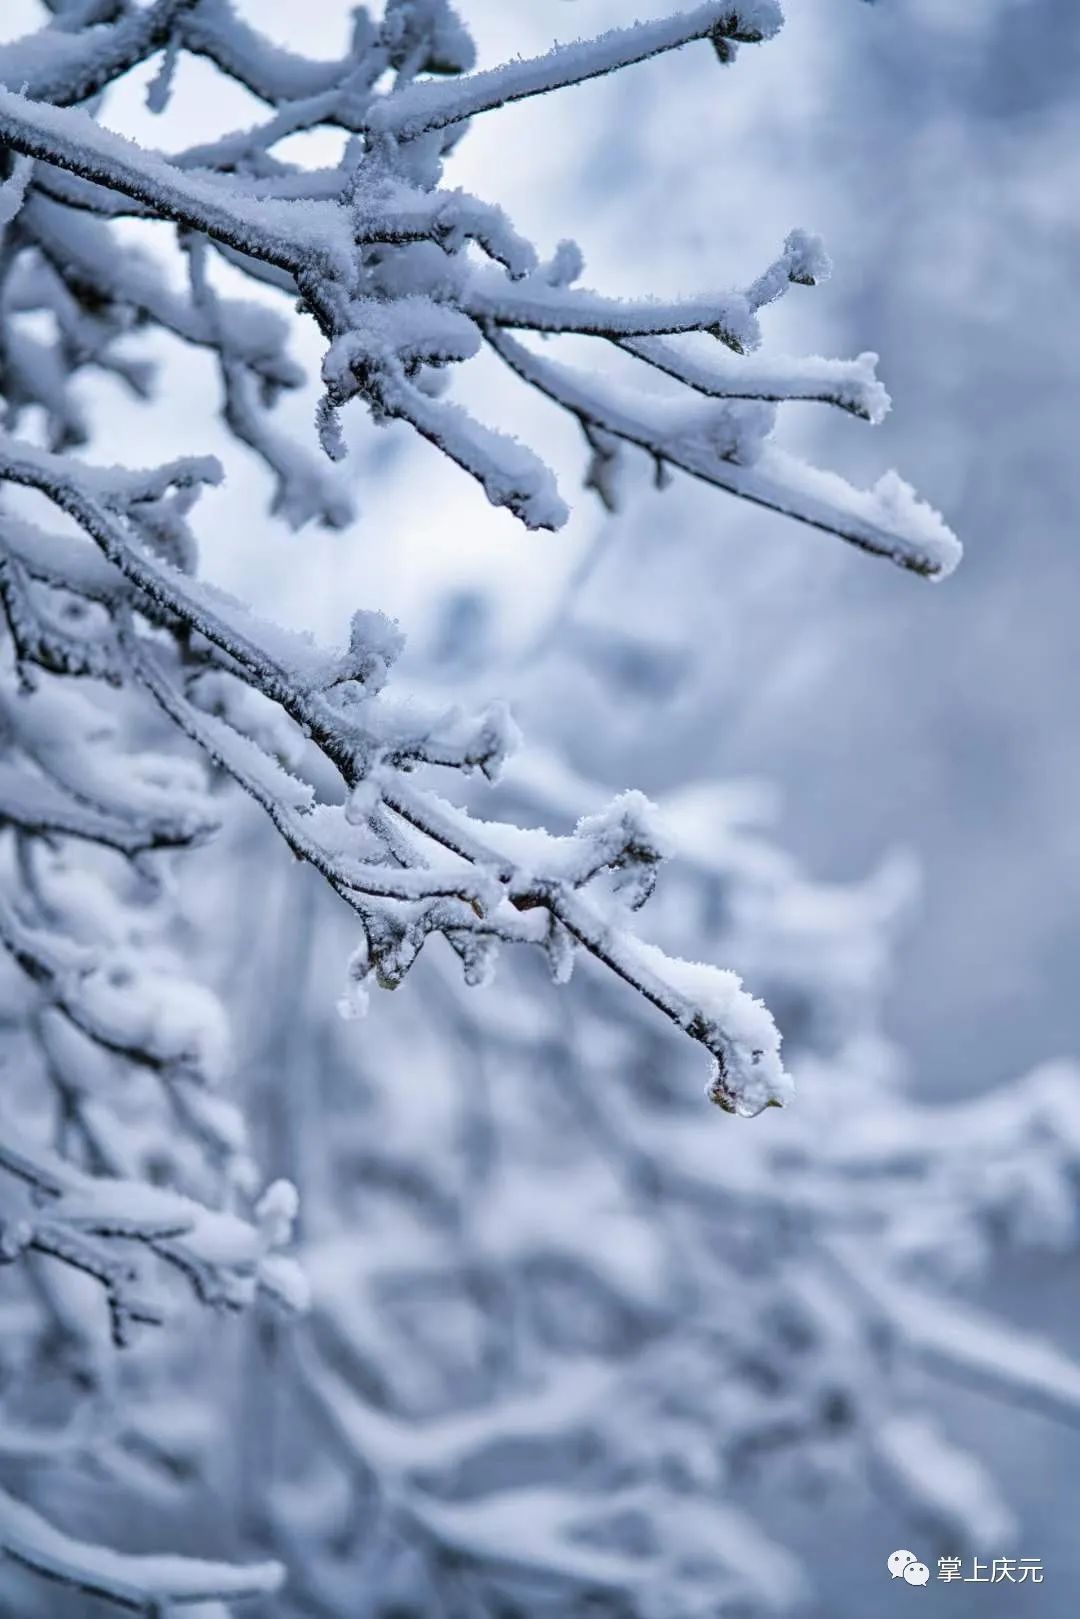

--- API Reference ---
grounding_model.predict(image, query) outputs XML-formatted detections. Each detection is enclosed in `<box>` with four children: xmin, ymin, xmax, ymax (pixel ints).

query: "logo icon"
<box><xmin>889</xmin><ymin>1550</ymin><xmax>930</xmax><ymax>1587</ymax></box>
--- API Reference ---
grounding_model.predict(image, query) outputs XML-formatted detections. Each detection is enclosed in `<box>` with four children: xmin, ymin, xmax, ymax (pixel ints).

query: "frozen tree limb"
<box><xmin>0</xmin><ymin>430</ymin><xmax>788</xmax><ymax>1109</ymax></box>
<box><xmin>363</xmin><ymin>3</ymin><xmax>784</xmax><ymax>140</ymax></box>
<box><xmin>618</xmin><ymin>338</ymin><xmax>892</xmax><ymax>422</ymax></box>
<box><xmin>0</xmin><ymin>1485</ymin><xmax>281</xmax><ymax>1613</ymax></box>
<box><xmin>0</xmin><ymin>3</ymin><xmax>955</xmax><ymax>568</ymax></box>
<box><xmin>487</xmin><ymin>326</ymin><xmax>960</xmax><ymax>577</ymax></box>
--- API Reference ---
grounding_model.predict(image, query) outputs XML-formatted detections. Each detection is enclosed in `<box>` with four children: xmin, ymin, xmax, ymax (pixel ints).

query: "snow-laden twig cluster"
<box><xmin>0</xmin><ymin>433</ymin><xmax>786</xmax><ymax>1115</ymax></box>
<box><xmin>259</xmin><ymin>711</ymin><xmax>1080</xmax><ymax>1616</ymax></box>
<box><xmin>0</xmin><ymin>0</ymin><xmax>960</xmax><ymax>1118</ymax></box>
<box><xmin>0</xmin><ymin>1484</ymin><xmax>282</xmax><ymax>1613</ymax></box>
<box><xmin>0</xmin><ymin>510</ymin><xmax>303</xmax><ymax>1603</ymax></box>
<box><xmin>0</xmin><ymin>0</ymin><xmax>966</xmax><ymax>1610</ymax></box>
<box><xmin>0</xmin><ymin>0</ymin><xmax>959</xmax><ymax>574</ymax></box>
<box><xmin>190</xmin><ymin>725</ymin><xmax>1080</xmax><ymax>1616</ymax></box>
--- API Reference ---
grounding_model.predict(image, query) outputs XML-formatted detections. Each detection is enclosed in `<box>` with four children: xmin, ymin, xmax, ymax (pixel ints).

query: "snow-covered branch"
<box><xmin>0</xmin><ymin>1485</ymin><xmax>281</xmax><ymax>1613</ymax></box>
<box><xmin>0</xmin><ymin>429</ymin><xmax>789</xmax><ymax>1109</ymax></box>
<box><xmin>487</xmin><ymin>326</ymin><xmax>959</xmax><ymax>577</ymax></box>
<box><xmin>363</xmin><ymin>3</ymin><xmax>783</xmax><ymax>140</ymax></box>
<box><xmin>0</xmin><ymin>0</ymin><xmax>959</xmax><ymax>567</ymax></box>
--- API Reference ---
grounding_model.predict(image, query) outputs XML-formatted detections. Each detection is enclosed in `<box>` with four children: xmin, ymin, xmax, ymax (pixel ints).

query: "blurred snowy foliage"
<box><xmin>0</xmin><ymin>1</ymin><xmax>1075</xmax><ymax>1616</ymax></box>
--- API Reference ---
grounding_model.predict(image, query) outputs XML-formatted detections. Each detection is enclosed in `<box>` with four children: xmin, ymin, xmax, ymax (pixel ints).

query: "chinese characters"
<box><xmin>938</xmin><ymin>1557</ymin><xmax>1044</xmax><ymax>1584</ymax></box>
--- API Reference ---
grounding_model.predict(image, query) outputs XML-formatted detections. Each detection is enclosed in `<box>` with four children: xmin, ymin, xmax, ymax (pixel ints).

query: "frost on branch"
<box><xmin>0</xmin><ymin>1486</ymin><xmax>281</xmax><ymax>1613</ymax></box>
<box><xmin>0</xmin><ymin>551</ymin><xmax>302</xmax><ymax>1602</ymax></box>
<box><xmin>0</xmin><ymin>0</ymin><xmax>963</xmax><ymax>1109</ymax></box>
<box><xmin>0</xmin><ymin>429</ymin><xmax>791</xmax><ymax>1116</ymax></box>
<box><xmin>0</xmin><ymin>0</ymin><xmax>968</xmax><ymax>1610</ymax></box>
<box><xmin>0</xmin><ymin>2</ymin><xmax>958</xmax><ymax>569</ymax></box>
